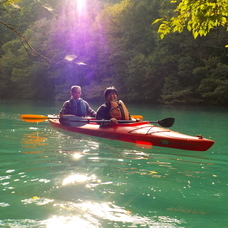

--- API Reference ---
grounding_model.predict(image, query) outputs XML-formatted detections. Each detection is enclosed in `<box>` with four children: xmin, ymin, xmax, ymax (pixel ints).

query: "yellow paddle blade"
<box><xmin>20</xmin><ymin>114</ymin><xmax>48</xmax><ymax>122</ymax></box>
<box><xmin>131</xmin><ymin>115</ymin><xmax>143</xmax><ymax>120</ymax></box>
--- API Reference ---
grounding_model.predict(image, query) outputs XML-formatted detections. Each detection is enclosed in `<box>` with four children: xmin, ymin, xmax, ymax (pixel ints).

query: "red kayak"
<box><xmin>48</xmin><ymin>117</ymin><xmax>214</xmax><ymax>151</ymax></box>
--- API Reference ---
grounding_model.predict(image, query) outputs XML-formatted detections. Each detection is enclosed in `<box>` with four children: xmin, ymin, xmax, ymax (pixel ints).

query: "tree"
<box><xmin>97</xmin><ymin>0</ymin><xmax>162</xmax><ymax>102</ymax></box>
<box><xmin>153</xmin><ymin>0</ymin><xmax>228</xmax><ymax>39</ymax></box>
<box><xmin>196</xmin><ymin>57</ymin><xmax>228</xmax><ymax>104</ymax></box>
<box><xmin>0</xmin><ymin>0</ymin><xmax>58</xmax><ymax>62</ymax></box>
<box><xmin>1</xmin><ymin>0</ymin><xmax>228</xmax><ymax>104</ymax></box>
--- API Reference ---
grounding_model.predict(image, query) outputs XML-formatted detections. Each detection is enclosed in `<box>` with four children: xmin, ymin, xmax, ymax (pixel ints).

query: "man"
<box><xmin>59</xmin><ymin>85</ymin><xmax>96</xmax><ymax>117</ymax></box>
<box><xmin>96</xmin><ymin>86</ymin><xmax>131</xmax><ymax>124</ymax></box>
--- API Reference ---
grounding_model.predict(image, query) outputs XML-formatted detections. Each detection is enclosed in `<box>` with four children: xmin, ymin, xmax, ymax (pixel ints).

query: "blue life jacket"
<box><xmin>68</xmin><ymin>98</ymin><xmax>87</xmax><ymax>116</ymax></box>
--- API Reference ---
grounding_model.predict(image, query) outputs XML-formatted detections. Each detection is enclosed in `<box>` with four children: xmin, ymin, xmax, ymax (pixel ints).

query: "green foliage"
<box><xmin>153</xmin><ymin>0</ymin><xmax>228</xmax><ymax>39</ymax></box>
<box><xmin>1</xmin><ymin>0</ymin><xmax>228</xmax><ymax>105</ymax></box>
<box><xmin>2</xmin><ymin>0</ymin><xmax>21</xmax><ymax>7</ymax></box>
<box><xmin>97</xmin><ymin>0</ymin><xmax>162</xmax><ymax>102</ymax></box>
<box><xmin>196</xmin><ymin>58</ymin><xmax>228</xmax><ymax>104</ymax></box>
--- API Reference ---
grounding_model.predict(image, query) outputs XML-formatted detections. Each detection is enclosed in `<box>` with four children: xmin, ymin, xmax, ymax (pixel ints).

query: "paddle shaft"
<box><xmin>20</xmin><ymin>114</ymin><xmax>142</xmax><ymax>121</ymax></box>
<box><xmin>72</xmin><ymin>119</ymin><xmax>153</xmax><ymax>124</ymax></box>
<box><xmin>21</xmin><ymin>114</ymin><xmax>174</xmax><ymax>127</ymax></box>
<box><xmin>60</xmin><ymin>116</ymin><xmax>175</xmax><ymax>128</ymax></box>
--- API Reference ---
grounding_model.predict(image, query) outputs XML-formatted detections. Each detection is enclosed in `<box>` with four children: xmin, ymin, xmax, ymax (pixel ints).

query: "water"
<box><xmin>0</xmin><ymin>100</ymin><xmax>227</xmax><ymax>228</ymax></box>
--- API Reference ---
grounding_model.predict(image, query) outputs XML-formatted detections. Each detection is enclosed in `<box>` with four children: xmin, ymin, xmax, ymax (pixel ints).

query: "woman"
<box><xmin>96</xmin><ymin>86</ymin><xmax>132</xmax><ymax>125</ymax></box>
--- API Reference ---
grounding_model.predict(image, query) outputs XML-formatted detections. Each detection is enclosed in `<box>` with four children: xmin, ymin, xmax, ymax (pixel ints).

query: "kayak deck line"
<box><xmin>126</xmin><ymin>124</ymin><xmax>203</xmax><ymax>140</ymax></box>
<box><xmin>128</xmin><ymin>125</ymin><xmax>171</xmax><ymax>135</ymax></box>
<box><xmin>48</xmin><ymin>117</ymin><xmax>214</xmax><ymax>151</ymax></box>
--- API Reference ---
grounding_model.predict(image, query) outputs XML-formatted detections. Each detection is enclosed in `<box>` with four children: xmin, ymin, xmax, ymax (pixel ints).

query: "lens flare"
<box><xmin>76</xmin><ymin>0</ymin><xmax>86</xmax><ymax>16</ymax></box>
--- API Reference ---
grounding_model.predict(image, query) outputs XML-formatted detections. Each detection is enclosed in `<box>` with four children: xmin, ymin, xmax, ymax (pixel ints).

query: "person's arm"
<box><xmin>84</xmin><ymin>101</ymin><xmax>96</xmax><ymax>117</ymax></box>
<box><xmin>96</xmin><ymin>104</ymin><xmax>118</xmax><ymax>125</ymax></box>
<box><xmin>59</xmin><ymin>101</ymin><xmax>70</xmax><ymax>117</ymax></box>
<box><xmin>96</xmin><ymin>105</ymin><xmax>107</xmax><ymax>120</ymax></box>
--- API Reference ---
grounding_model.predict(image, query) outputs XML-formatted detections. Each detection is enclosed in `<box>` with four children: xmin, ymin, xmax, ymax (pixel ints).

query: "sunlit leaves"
<box><xmin>2</xmin><ymin>0</ymin><xmax>21</xmax><ymax>7</ymax></box>
<box><xmin>153</xmin><ymin>0</ymin><xmax>228</xmax><ymax>39</ymax></box>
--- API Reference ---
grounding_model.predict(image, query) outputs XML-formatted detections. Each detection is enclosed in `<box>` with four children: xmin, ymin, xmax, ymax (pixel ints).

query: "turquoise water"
<box><xmin>0</xmin><ymin>100</ymin><xmax>227</xmax><ymax>228</ymax></box>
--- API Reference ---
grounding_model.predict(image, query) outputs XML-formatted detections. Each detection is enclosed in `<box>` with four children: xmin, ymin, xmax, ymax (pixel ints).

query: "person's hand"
<box><xmin>110</xmin><ymin>118</ymin><xmax>118</xmax><ymax>124</ymax></box>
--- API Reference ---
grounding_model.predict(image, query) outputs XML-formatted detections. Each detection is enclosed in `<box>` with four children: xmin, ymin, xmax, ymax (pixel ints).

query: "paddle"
<box><xmin>59</xmin><ymin>116</ymin><xmax>175</xmax><ymax>128</ymax></box>
<box><xmin>21</xmin><ymin>114</ymin><xmax>174</xmax><ymax>128</ymax></box>
<box><xmin>20</xmin><ymin>114</ymin><xmax>143</xmax><ymax>122</ymax></box>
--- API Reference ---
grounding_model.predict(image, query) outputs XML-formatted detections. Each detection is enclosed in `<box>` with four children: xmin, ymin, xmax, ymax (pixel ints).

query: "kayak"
<box><xmin>48</xmin><ymin>117</ymin><xmax>214</xmax><ymax>151</ymax></box>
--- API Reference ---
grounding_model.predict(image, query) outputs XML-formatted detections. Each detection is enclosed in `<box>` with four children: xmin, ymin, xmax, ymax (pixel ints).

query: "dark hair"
<box><xmin>104</xmin><ymin>86</ymin><xmax>118</xmax><ymax>99</ymax></box>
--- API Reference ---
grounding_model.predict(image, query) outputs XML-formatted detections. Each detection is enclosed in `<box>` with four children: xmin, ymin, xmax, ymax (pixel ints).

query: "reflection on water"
<box><xmin>22</xmin><ymin>131</ymin><xmax>47</xmax><ymax>148</ymax></box>
<box><xmin>0</xmin><ymin>200</ymin><xmax>182</xmax><ymax>227</ymax></box>
<box><xmin>44</xmin><ymin>201</ymin><xmax>182</xmax><ymax>228</ymax></box>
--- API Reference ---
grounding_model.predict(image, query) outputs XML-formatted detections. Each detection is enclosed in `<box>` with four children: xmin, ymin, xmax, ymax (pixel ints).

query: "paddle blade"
<box><xmin>131</xmin><ymin>115</ymin><xmax>143</xmax><ymax>120</ymax></box>
<box><xmin>158</xmin><ymin>118</ymin><xmax>175</xmax><ymax>128</ymax></box>
<box><xmin>20</xmin><ymin>114</ymin><xmax>48</xmax><ymax>122</ymax></box>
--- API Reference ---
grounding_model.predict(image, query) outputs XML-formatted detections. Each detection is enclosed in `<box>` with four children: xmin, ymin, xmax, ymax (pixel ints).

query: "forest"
<box><xmin>1</xmin><ymin>0</ymin><xmax>228</xmax><ymax>105</ymax></box>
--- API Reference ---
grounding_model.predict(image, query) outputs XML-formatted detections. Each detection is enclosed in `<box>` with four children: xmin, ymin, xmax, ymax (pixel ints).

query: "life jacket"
<box><xmin>109</xmin><ymin>100</ymin><xmax>130</xmax><ymax>120</ymax></box>
<box><xmin>68</xmin><ymin>98</ymin><xmax>87</xmax><ymax>116</ymax></box>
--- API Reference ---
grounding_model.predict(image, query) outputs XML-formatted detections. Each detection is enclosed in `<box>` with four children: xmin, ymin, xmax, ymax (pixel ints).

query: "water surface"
<box><xmin>0</xmin><ymin>100</ymin><xmax>227</xmax><ymax>227</ymax></box>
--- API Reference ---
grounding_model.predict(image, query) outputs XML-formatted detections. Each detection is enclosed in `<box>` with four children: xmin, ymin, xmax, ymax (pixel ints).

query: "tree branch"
<box><xmin>0</xmin><ymin>19</ymin><xmax>53</xmax><ymax>63</ymax></box>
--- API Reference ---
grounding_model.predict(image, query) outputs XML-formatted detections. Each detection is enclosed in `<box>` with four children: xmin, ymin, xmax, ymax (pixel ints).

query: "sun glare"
<box><xmin>62</xmin><ymin>174</ymin><xmax>88</xmax><ymax>185</ymax></box>
<box><xmin>76</xmin><ymin>0</ymin><xmax>86</xmax><ymax>15</ymax></box>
